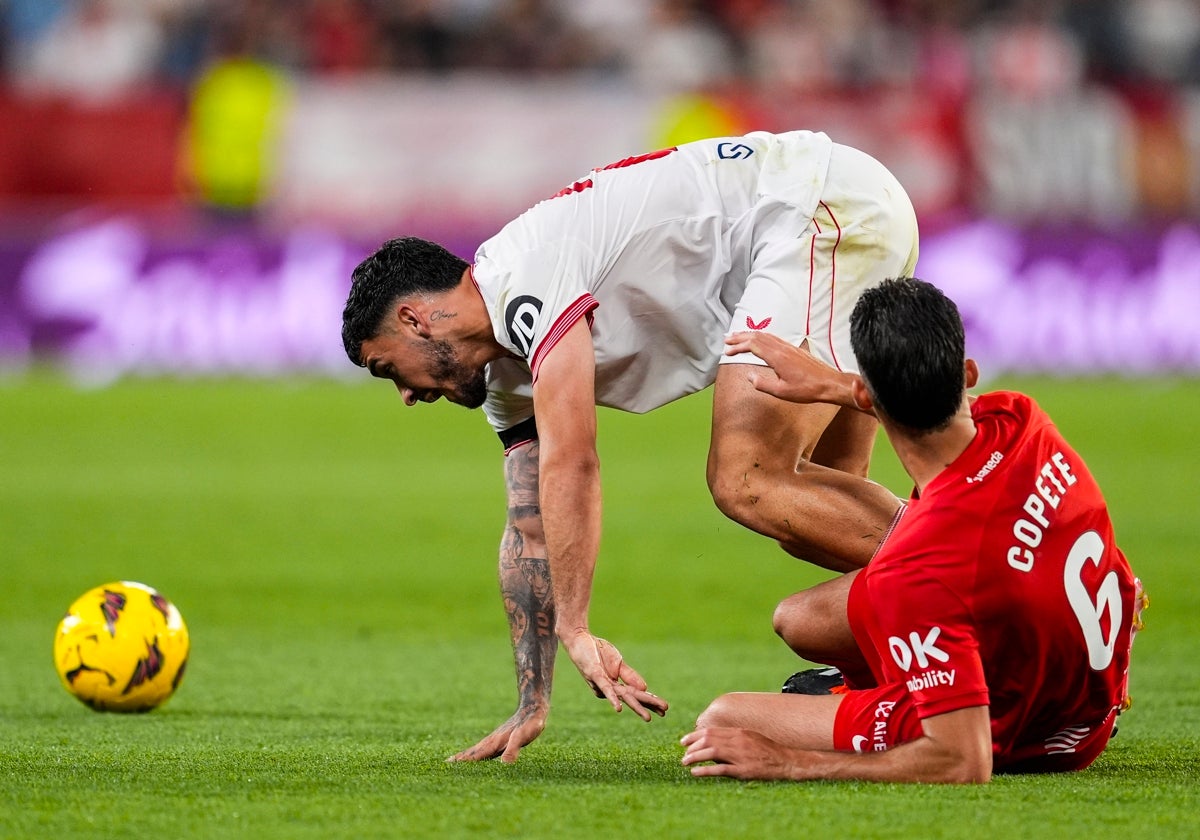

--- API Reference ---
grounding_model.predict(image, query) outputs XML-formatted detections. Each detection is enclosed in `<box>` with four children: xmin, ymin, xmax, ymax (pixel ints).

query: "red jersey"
<box><xmin>846</xmin><ymin>391</ymin><xmax>1137</xmax><ymax>771</ymax></box>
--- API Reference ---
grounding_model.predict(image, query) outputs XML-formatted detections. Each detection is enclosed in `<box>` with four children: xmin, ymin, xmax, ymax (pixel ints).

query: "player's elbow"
<box><xmin>917</xmin><ymin>707</ymin><xmax>992</xmax><ymax>783</ymax></box>
<box><xmin>939</xmin><ymin>754</ymin><xmax>991</xmax><ymax>784</ymax></box>
<box><xmin>927</xmin><ymin>743</ymin><xmax>992</xmax><ymax>784</ymax></box>
<box><xmin>539</xmin><ymin>443</ymin><xmax>600</xmax><ymax>484</ymax></box>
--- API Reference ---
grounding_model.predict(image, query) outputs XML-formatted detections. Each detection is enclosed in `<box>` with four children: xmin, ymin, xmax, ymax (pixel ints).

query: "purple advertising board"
<box><xmin>1</xmin><ymin>215</ymin><xmax>1198</xmax><ymax>383</ymax></box>
<box><xmin>922</xmin><ymin>220</ymin><xmax>1200</xmax><ymax>375</ymax></box>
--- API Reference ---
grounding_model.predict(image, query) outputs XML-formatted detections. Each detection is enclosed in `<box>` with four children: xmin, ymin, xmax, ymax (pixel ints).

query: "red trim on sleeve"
<box><xmin>529</xmin><ymin>293</ymin><xmax>599</xmax><ymax>382</ymax></box>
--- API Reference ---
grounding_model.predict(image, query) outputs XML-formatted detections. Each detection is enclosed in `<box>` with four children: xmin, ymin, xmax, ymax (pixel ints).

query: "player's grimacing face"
<box><xmin>361</xmin><ymin>333</ymin><xmax>488</xmax><ymax>409</ymax></box>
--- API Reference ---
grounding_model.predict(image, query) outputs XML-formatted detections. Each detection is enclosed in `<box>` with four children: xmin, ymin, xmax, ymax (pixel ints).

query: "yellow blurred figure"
<box><xmin>185</xmin><ymin>56</ymin><xmax>290</xmax><ymax>213</ymax></box>
<box><xmin>651</xmin><ymin>92</ymin><xmax>747</xmax><ymax>148</ymax></box>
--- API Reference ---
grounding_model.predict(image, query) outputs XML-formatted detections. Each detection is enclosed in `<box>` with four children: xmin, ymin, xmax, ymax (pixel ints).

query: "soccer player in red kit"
<box><xmin>681</xmin><ymin>277</ymin><xmax>1145</xmax><ymax>782</ymax></box>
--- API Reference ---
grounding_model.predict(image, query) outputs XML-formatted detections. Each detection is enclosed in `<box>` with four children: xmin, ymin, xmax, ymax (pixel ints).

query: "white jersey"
<box><xmin>472</xmin><ymin>130</ymin><xmax>918</xmax><ymax>437</ymax></box>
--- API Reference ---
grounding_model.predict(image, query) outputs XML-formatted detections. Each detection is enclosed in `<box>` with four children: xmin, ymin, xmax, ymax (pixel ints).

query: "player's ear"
<box><xmin>850</xmin><ymin>376</ymin><xmax>874</xmax><ymax>413</ymax></box>
<box><xmin>396</xmin><ymin>302</ymin><xmax>432</xmax><ymax>338</ymax></box>
<box><xmin>964</xmin><ymin>358</ymin><xmax>980</xmax><ymax>389</ymax></box>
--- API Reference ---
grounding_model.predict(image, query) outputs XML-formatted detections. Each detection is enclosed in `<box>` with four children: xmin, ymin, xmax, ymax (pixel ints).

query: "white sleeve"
<box><xmin>493</xmin><ymin>240</ymin><xmax>599</xmax><ymax>380</ymax></box>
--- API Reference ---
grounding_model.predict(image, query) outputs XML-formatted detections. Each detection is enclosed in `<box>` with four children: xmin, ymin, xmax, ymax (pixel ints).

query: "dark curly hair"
<box><xmin>341</xmin><ymin>237</ymin><xmax>469</xmax><ymax>365</ymax></box>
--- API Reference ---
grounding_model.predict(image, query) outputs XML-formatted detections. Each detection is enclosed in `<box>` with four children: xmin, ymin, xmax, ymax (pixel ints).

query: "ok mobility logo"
<box><xmin>889</xmin><ymin>626</ymin><xmax>957</xmax><ymax>693</ymax></box>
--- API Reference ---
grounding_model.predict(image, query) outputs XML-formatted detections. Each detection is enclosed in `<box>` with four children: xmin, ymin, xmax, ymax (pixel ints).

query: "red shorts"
<box><xmin>833</xmin><ymin>683</ymin><xmax>923</xmax><ymax>753</ymax></box>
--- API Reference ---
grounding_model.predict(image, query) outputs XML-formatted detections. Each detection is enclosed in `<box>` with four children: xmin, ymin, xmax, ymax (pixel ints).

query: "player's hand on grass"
<box><xmin>724</xmin><ymin>332</ymin><xmax>853</xmax><ymax>408</ymax></box>
<box><xmin>562</xmin><ymin>631</ymin><xmax>668</xmax><ymax>721</ymax></box>
<box><xmin>447</xmin><ymin>704</ymin><xmax>548</xmax><ymax>764</ymax></box>
<box><xmin>680</xmin><ymin>726</ymin><xmax>795</xmax><ymax>780</ymax></box>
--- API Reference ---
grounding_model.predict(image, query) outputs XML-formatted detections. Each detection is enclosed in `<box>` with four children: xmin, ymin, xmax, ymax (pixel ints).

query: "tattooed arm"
<box><xmin>447</xmin><ymin>440</ymin><xmax>556</xmax><ymax>763</ymax></box>
<box><xmin>531</xmin><ymin>319</ymin><xmax>669</xmax><ymax>721</ymax></box>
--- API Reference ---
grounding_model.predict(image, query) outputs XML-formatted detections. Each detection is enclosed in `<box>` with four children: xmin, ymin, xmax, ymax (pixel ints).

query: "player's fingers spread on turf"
<box><xmin>500</xmin><ymin>738</ymin><xmax>523</xmax><ymax>764</ymax></box>
<box><xmin>449</xmin><ymin>725</ymin><xmax>518</xmax><ymax>762</ymax></box>
<box><xmin>447</xmin><ymin>738</ymin><xmax>503</xmax><ymax>762</ymax></box>
<box><xmin>680</xmin><ymin>732</ymin><xmax>705</xmax><ymax>759</ymax></box>
<box><xmin>446</xmin><ymin>745</ymin><xmax>478</xmax><ymax>762</ymax></box>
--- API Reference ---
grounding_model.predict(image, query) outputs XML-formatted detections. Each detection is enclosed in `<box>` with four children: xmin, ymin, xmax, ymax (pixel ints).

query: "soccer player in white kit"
<box><xmin>342</xmin><ymin>130</ymin><xmax>920</xmax><ymax>762</ymax></box>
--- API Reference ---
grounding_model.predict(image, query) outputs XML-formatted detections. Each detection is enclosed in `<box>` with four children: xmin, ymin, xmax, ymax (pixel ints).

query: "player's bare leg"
<box><xmin>772</xmin><ymin>571</ymin><xmax>877</xmax><ymax>687</ymax></box>
<box><xmin>809</xmin><ymin>405</ymin><xmax>880</xmax><ymax>478</ymax></box>
<box><xmin>707</xmin><ymin>365</ymin><xmax>902</xmax><ymax>571</ymax></box>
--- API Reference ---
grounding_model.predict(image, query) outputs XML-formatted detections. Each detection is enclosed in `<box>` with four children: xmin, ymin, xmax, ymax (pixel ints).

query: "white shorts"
<box><xmin>722</xmin><ymin>142</ymin><xmax>920</xmax><ymax>375</ymax></box>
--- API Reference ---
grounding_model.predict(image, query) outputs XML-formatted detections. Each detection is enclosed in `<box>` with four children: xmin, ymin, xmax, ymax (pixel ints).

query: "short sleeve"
<box><xmin>491</xmin><ymin>241</ymin><xmax>598</xmax><ymax>380</ymax></box>
<box><xmin>866</xmin><ymin>566</ymin><xmax>990</xmax><ymax>719</ymax></box>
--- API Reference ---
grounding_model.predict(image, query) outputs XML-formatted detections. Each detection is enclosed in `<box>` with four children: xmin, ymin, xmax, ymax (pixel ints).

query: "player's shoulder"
<box><xmin>671</xmin><ymin>129</ymin><xmax>833</xmax><ymax>164</ymax></box>
<box><xmin>957</xmin><ymin>390</ymin><xmax>1065</xmax><ymax>482</ymax></box>
<box><xmin>971</xmin><ymin>389</ymin><xmax>1045</xmax><ymax>426</ymax></box>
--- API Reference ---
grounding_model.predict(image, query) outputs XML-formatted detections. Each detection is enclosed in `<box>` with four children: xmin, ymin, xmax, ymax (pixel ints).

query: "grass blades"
<box><xmin>1</xmin><ymin>374</ymin><xmax>1198</xmax><ymax>838</ymax></box>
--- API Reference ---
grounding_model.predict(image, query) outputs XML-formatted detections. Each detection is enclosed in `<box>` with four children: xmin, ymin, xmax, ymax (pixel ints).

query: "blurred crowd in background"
<box><xmin>7</xmin><ymin>0</ymin><xmax>1200</xmax><ymax>223</ymax></box>
<box><xmin>4</xmin><ymin>2</ymin><xmax>1198</xmax><ymax>382</ymax></box>
<box><xmin>4</xmin><ymin>0</ymin><xmax>1200</xmax><ymax>103</ymax></box>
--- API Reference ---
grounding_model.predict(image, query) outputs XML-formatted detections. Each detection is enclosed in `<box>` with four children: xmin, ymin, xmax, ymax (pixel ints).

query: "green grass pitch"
<box><xmin>1</xmin><ymin>373</ymin><xmax>1197</xmax><ymax>838</ymax></box>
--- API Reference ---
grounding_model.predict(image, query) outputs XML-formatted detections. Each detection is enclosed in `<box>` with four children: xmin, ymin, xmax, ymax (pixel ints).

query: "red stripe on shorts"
<box><xmin>820</xmin><ymin>200</ymin><xmax>844</xmax><ymax>371</ymax></box>
<box><xmin>807</xmin><ymin>216</ymin><xmax>822</xmax><ymax>336</ymax></box>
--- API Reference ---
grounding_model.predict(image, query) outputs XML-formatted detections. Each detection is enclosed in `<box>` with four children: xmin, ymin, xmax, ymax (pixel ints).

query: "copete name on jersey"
<box><xmin>1006</xmin><ymin>452</ymin><xmax>1079</xmax><ymax>572</ymax></box>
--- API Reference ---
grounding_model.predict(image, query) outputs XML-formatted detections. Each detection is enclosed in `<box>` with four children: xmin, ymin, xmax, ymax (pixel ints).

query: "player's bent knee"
<box><xmin>705</xmin><ymin>459</ymin><xmax>749</xmax><ymax>520</ymax></box>
<box><xmin>773</xmin><ymin>592</ymin><xmax>844</xmax><ymax>662</ymax></box>
<box><xmin>773</xmin><ymin>593</ymin><xmax>814</xmax><ymax>644</ymax></box>
<box><xmin>705</xmin><ymin>456</ymin><xmax>802</xmax><ymax>524</ymax></box>
<box><xmin>772</xmin><ymin>599</ymin><xmax>795</xmax><ymax>641</ymax></box>
<box><xmin>705</xmin><ymin>470</ymin><xmax>744</xmax><ymax>523</ymax></box>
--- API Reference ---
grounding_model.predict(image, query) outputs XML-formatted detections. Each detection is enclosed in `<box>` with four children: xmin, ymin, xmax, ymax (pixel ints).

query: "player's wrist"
<box><xmin>516</xmin><ymin>697</ymin><xmax>551</xmax><ymax>717</ymax></box>
<box><xmin>554</xmin><ymin>619</ymin><xmax>590</xmax><ymax>641</ymax></box>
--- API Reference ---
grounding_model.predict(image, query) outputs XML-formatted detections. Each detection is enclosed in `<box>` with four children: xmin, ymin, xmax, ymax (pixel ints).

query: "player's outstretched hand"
<box><xmin>447</xmin><ymin>705</ymin><xmax>547</xmax><ymax>764</ymax></box>
<box><xmin>561</xmin><ymin>631</ymin><xmax>669</xmax><ymax>721</ymax></box>
<box><xmin>680</xmin><ymin>726</ymin><xmax>796</xmax><ymax>780</ymax></box>
<box><xmin>724</xmin><ymin>332</ymin><xmax>851</xmax><ymax>407</ymax></box>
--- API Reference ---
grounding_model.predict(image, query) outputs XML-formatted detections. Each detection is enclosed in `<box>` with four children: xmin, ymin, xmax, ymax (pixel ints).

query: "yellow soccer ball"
<box><xmin>53</xmin><ymin>581</ymin><xmax>190</xmax><ymax>712</ymax></box>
